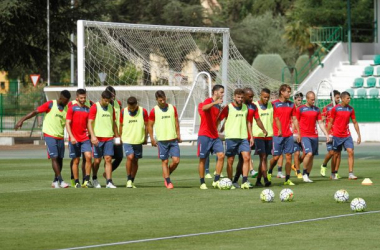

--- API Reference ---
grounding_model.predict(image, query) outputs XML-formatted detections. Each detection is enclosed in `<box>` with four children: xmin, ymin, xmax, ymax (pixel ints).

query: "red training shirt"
<box><xmin>66</xmin><ymin>104</ymin><xmax>90</xmax><ymax>142</ymax></box>
<box><xmin>272</xmin><ymin>99</ymin><xmax>296</xmax><ymax>137</ymax></box>
<box><xmin>330</xmin><ymin>104</ymin><xmax>356</xmax><ymax>138</ymax></box>
<box><xmin>322</xmin><ymin>103</ymin><xmax>335</xmax><ymax>135</ymax></box>
<box><xmin>295</xmin><ymin>105</ymin><xmax>321</xmax><ymax>138</ymax></box>
<box><xmin>198</xmin><ymin>98</ymin><xmax>222</xmax><ymax>139</ymax></box>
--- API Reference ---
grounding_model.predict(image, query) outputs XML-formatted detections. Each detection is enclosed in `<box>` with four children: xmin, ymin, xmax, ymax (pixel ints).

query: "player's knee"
<box><xmin>104</xmin><ymin>156</ymin><xmax>112</xmax><ymax>162</ymax></box>
<box><xmin>217</xmin><ymin>152</ymin><xmax>225</xmax><ymax>159</ymax></box>
<box><xmin>172</xmin><ymin>157</ymin><xmax>180</xmax><ymax>165</ymax></box>
<box><xmin>306</xmin><ymin>152</ymin><xmax>313</xmax><ymax>157</ymax></box>
<box><xmin>127</xmin><ymin>154</ymin><xmax>135</xmax><ymax>161</ymax></box>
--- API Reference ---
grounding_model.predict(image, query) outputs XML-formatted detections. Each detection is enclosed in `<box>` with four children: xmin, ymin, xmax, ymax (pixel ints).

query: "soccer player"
<box><xmin>68</xmin><ymin>95</ymin><xmax>94</xmax><ymax>187</ymax></box>
<box><xmin>119</xmin><ymin>96</ymin><xmax>148</xmax><ymax>188</ymax></box>
<box><xmin>66</xmin><ymin>89</ymin><xmax>92</xmax><ymax>188</ymax></box>
<box><xmin>148</xmin><ymin>90</ymin><xmax>181</xmax><ymax>189</ymax></box>
<box><xmin>197</xmin><ymin>85</ymin><xmax>225</xmax><ymax>189</ymax></box>
<box><xmin>15</xmin><ymin>90</ymin><xmax>71</xmax><ymax>188</ymax></box>
<box><xmin>327</xmin><ymin>91</ymin><xmax>361</xmax><ymax>180</ymax></box>
<box><xmin>232</xmin><ymin>87</ymin><xmax>267</xmax><ymax>188</ymax></box>
<box><xmin>104</xmin><ymin>86</ymin><xmax>124</xmax><ymax>175</ymax></box>
<box><xmin>320</xmin><ymin>90</ymin><xmax>341</xmax><ymax>177</ymax></box>
<box><xmin>88</xmin><ymin>90</ymin><xmax>120</xmax><ymax>188</ymax></box>
<box><xmin>291</xmin><ymin>92</ymin><xmax>304</xmax><ymax>179</ymax></box>
<box><xmin>268</xmin><ymin>84</ymin><xmax>300</xmax><ymax>186</ymax></box>
<box><xmin>296</xmin><ymin>91</ymin><xmax>330</xmax><ymax>182</ymax></box>
<box><xmin>252</xmin><ymin>88</ymin><xmax>273</xmax><ymax>187</ymax></box>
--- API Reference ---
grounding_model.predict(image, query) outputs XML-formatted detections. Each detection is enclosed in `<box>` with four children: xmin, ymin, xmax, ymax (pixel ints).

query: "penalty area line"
<box><xmin>57</xmin><ymin>210</ymin><xmax>380</xmax><ymax>250</ymax></box>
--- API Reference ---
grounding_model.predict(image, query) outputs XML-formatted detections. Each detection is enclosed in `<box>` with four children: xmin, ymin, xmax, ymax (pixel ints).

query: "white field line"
<box><xmin>56</xmin><ymin>210</ymin><xmax>380</xmax><ymax>250</ymax></box>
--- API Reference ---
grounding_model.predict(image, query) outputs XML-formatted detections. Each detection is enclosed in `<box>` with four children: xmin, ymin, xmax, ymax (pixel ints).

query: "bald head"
<box><xmin>306</xmin><ymin>91</ymin><xmax>315</xmax><ymax>106</ymax></box>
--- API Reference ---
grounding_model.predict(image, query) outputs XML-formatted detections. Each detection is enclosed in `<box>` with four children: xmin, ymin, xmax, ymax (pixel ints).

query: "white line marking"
<box><xmin>56</xmin><ymin>210</ymin><xmax>380</xmax><ymax>250</ymax></box>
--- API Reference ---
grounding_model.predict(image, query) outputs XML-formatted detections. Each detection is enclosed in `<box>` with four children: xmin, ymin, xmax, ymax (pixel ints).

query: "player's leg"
<box><xmin>345</xmin><ymin>136</ymin><xmax>356</xmax><ymax>180</ymax></box>
<box><xmin>212</xmin><ymin>138</ymin><xmax>225</xmax><ymax>188</ymax></box>
<box><xmin>111</xmin><ymin>144</ymin><xmax>123</xmax><ymax>172</ymax></box>
<box><xmin>82</xmin><ymin>151</ymin><xmax>92</xmax><ymax>188</ymax></box>
<box><xmin>168</xmin><ymin>141</ymin><xmax>180</xmax><ymax>175</ymax></box>
<box><xmin>46</xmin><ymin>137</ymin><xmax>68</xmax><ymax>188</ymax></box>
<box><xmin>331</xmin><ymin>136</ymin><xmax>343</xmax><ymax>180</ymax></box>
<box><xmin>232</xmin><ymin>153</ymin><xmax>242</xmax><ymax>188</ymax></box>
<box><xmin>70</xmin><ymin>159</ymin><xmax>75</xmax><ymax>187</ymax></box>
<box><xmin>240</xmin><ymin>150</ymin><xmax>252</xmax><ymax>189</ymax></box>
<box><xmin>158</xmin><ymin>141</ymin><xmax>173</xmax><ymax>189</ymax></box>
<box><xmin>225</xmin><ymin>139</ymin><xmax>237</xmax><ymax>182</ymax></box>
<box><xmin>226</xmin><ymin>155</ymin><xmax>235</xmax><ymax>181</ymax></box>
<box><xmin>283</xmin><ymin>137</ymin><xmax>295</xmax><ymax>185</ymax></box>
<box><xmin>205</xmin><ymin>156</ymin><xmax>212</xmax><ymax>178</ymax></box>
<box><xmin>81</xmin><ymin>153</ymin><xmax>86</xmax><ymax>183</ymax></box>
<box><xmin>69</xmin><ymin>141</ymin><xmax>81</xmax><ymax>188</ymax></box>
<box><xmin>124</xmin><ymin>143</ymin><xmax>135</xmax><ymax>187</ymax></box>
<box><xmin>92</xmin><ymin>142</ymin><xmax>103</xmax><ymax>188</ymax></box>
<box><xmin>301</xmin><ymin>137</ymin><xmax>313</xmax><ymax>182</ymax></box>
<box><xmin>104</xmin><ymin>140</ymin><xmax>116</xmax><ymax>188</ymax></box>
<box><xmin>276</xmin><ymin>154</ymin><xmax>285</xmax><ymax>178</ymax></box>
<box><xmin>269</xmin><ymin>136</ymin><xmax>283</xmax><ymax>180</ymax></box>
<box><xmin>197</xmin><ymin>136</ymin><xmax>211</xmax><ymax>189</ymax></box>
<box><xmin>320</xmin><ymin>141</ymin><xmax>333</xmax><ymax>177</ymax></box>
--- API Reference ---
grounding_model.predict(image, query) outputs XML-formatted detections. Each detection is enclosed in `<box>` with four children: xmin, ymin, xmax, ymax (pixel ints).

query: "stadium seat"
<box><xmin>368</xmin><ymin>88</ymin><xmax>379</xmax><ymax>98</ymax></box>
<box><xmin>345</xmin><ymin>88</ymin><xmax>355</xmax><ymax>97</ymax></box>
<box><xmin>374</xmin><ymin>66</ymin><xmax>380</xmax><ymax>76</ymax></box>
<box><xmin>365</xmin><ymin>77</ymin><xmax>376</xmax><ymax>88</ymax></box>
<box><xmin>356</xmin><ymin>88</ymin><xmax>367</xmax><ymax>98</ymax></box>
<box><xmin>372</xmin><ymin>55</ymin><xmax>380</xmax><ymax>66</ymax></box>
<box><xmin>352</xmin><ymin>78</ymin><xmax>364</xmax><ymax>88</ymax></box>
<box><xmin>362</xmin><ymin>66</ymin><xmax>374</xmax><ymax>77</ymax></box>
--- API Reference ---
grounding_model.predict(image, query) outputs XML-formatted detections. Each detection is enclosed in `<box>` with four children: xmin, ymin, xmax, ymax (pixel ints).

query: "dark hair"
<box><xmin>243</xmin><ymin>87</ymin><xmax>254</xmax><ymax>95</ymax></box>
<box><xmin>234</xmin><ymin>88</ymin><xmax>245</xmax><ymax>95</ymax></box>
<box><xmin>294</xmin><ymin>92</ymin><xmax>303</xmax><ymax>99</ymax></box>
<box><xmin>76</xmin><ymin>88</ymin><xmax>86</xmax><ymax>95</ymax></box>
<box><xmin>261</xmin><ymin>88</ymin><xmax>271</xmax><ymax>94</ymax></box>
<box><xmin>127</xmin><ymin>96</ymin><xmax>138</xmax><ymax>105</ymax></box>
<box><xmin>212</xmin><ymin>84</ymin><xmax>224</xmax><ymax>94</ymax></box>
<box><xmin>101</xmin><ymin>90</ymin><xmax>113</xmax><ymax>99</ymax></box>
<box><xmin>330</xmin><ymin>90</ymin><xmax>340</xmax><ymax>98</ymax></box>
<box><xmin>279</xmin><ymin>84</ymin><xmax>291</xmax><ymax>97</ymax></box>
<box><xmin>340</xmin><ymin>91</ymin><xmax>350</xmax><ymax>98</ymax></box>
<box><xmin>60</xmin><ymin>90</ymin><xmax>71</xmax><ymax>99</ymax></box>
<box><xmin>105</xmin><ymin>86</ymin><xmax>116</xmax><ymax>95</ymax></box>
<box><xmin>155</xmin><ymin>90</ymin><xmax>166</xmax><ymax>99</ymax></box>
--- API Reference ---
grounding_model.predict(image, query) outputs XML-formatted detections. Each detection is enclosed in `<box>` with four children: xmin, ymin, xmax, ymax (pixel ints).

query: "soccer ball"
<box><xmin>219</xmin><ymin>178</ymin><xmax>232</xmax><ymax>190</ymax></box>
<box><xmin>334</xmin><ymin>189</ymin><xmax>349</xmax><ymax>203</ymax></box>
<box><xmin>280</xmin><ymin>188</ymin><xmax>294</xmax><ymax>202</ymax></box>
<box><xmin>350</xmin><ymin>198</ymin><xmax>366</xmax><ymax>212</ymax></box>
<box><xmin>260</xmin><ymin>189</ymin><xmax>275</xmax><ymax>202</ymax></box>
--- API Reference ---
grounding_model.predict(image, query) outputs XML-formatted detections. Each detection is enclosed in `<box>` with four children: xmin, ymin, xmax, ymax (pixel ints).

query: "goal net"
<box><xmin>44</xmin><ymin>20</ymin><xmax>285</xmax><ymax>140</ymax></box>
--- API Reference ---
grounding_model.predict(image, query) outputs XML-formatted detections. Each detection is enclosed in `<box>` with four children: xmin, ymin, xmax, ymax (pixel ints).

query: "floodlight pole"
<box><xmin>70</xmin><ymin>0</ymin><xmax>75</xmax><ymax>85</ymax></box>
<box><xmin>77</xmin><ymin>20</ymin><xmax>85</xmax><ymax>89</ymax></box>
<box><xmin>347</xmin><ymin>0</ymin><xmax>352</xmax><ymax>65</ymax></box>
<box><xmin>222</xmin><ymin>33</ymin><xmax>229</xmax><ymax>104</ymax></box>
<box><xmin>47</xmin><ymin>0</ymin><xmax>50</xmax><ymax>86</ymax></box>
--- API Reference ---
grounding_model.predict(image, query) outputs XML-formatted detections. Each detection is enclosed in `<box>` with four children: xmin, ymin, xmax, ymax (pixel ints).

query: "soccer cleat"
<box><xmin>302</xmin><ymin>174</ymin><xmax>313</xmax><ymax>183</ymax></box>
<box><xmin>330</xmin><ymin>174</ymin><xmax>338</xmax><ymax>180</ymax></box>
<box><xmin>267</xmin><ymin>173</ymin><xmax>272</xmax><ymax>182</ymax></box>
<box><xmin>166</xmin><ymin>182</ymin><xmax>174</xmax><ymax>189</ymax></box>
<box><xmin>247</xmin><ymin>182</ymin><xmax>254</xmax><ymax>188</ymax></box>
<box><xmin>264</xmin><ymin>181</ymin><xmax>272</xmax><ymax>187</ymax></box>
<box><xmin>51</xmin><ymin>181</ymin><xmax>59</xmax><ymax>189</ymax></box>
<box><xmin>230</xmin><ymin>185</ymin><xmax>236</xmax><ymax>190</ymax></box>
<box><xmin>277</xmin><ymin>172</ymin><xmax>285</xmax><ymax>178</ymax></box>
<box><xmin>232</xmin><ymin>182</ymin><xmax>240</xmax><ymax>189</ymax></box>
<box><xmin>205</xmin><ymin>173</ymin><xmax>213</xmax><ymax>179</ymax></box>
<box><xmin>93</xmin><ymin>179</ymin><xmax>101</xmax><ymax>188</ymax></box>
<box><xmin>348</xmin><ymin>174</ymin><xmax>358</xmax><ymax>180</ymax></box>
<box><xmin>336</xmin><ymin>173</ymin><xmax>342</xmax><ymax>179</ymax></box>
<box><xmin>284</xmin><ymin>180</ymin><xmax>295</xmax><ymax>186</ymax></box>
<box><xmin>214</xmin><ymin>171</ymin><xmax>224</xmax><ymax>178</ymax></box>
<box><xmin>106</xmin><ymin>182</ymin><xmax>117</xmax><ymax>188</ymax></box>
<box><xmin>82</xmin><ymin>180</ymin><xmax>93</xmax><ymax>188</ymax></box>
<box><xmin>291</xmin><ymin>164</ymin><xmax>297</xmax><ymax>175</ymax></box>
<box><xmin>255</xmin><ymin>182</ymin><xmax>263</xmax><ymax>187</ymax></box>
<box><xmin>297</xmin><ymin>173</ymin><xmax>303</xmax><ymax>179</ymax></box>
<box><xmin>320</xmin><ymin>165</ymin><xmax>327</xmax><ymax>177</ymax></box>
<box><xmin>250</xmin><ymin>170</ymin><xmax>258</xmax><ymax>178</ymax></box>
<box><xmin>59</xmin><ymin>181</ymin><xmax>69</xmax><ymax>188</ymax></box>
<box><xmin>240</xmin><ymin>182</ymin><xmax>251</xmax><ymax>189</ymax></box>
<box><xmin>126</xmin><ymin>180</ymin><xmax>137</xmax><ymax>188</ymax></box>
<box><xmin>212</xmin><ymin>181</ymin><xmax>220</xmax><ymax>189</ymax></box>
<box><xmin>200</xmin><ymin>183</ymin><xmax>208</xmax><ymax>190</ymax></box>
<box><xmin>70</xmin><ymin>179</ymin><xmax>75</xmax><ymax>187</ymax></box>
<box><xmin>75</xmin><ymin>183</ymin><xmax>81</xmax><ymax>188</ymax></box>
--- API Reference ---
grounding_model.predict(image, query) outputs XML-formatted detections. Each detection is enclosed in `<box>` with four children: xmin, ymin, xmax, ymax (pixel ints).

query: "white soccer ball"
<box><xmin>219</xmin><ymin>178</ymin><xmax>232</xmax><ymax>190</ymax></box>
<box><xmin>260</xmin><ymin>189</ymin><xmax>275</xmax><ymax>202</ymax></box>
<box><xmin>280</xmin><ymin>188</ymin><xmax>294</xmax><ymax>202</ymax></box>
<box><xmin>350</xmin><ymin>198</ymin><xmax>366</xmax><ymax>212</ymax></box>
<box><xmin>334</xmin><ymin>189</ymin><xmax>349</xmax><ymax>203</ymax></box>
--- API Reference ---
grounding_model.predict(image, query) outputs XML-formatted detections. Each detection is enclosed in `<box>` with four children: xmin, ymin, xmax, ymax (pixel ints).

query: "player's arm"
<box><xmin>274</xmin><ymin>117</ymin><xmax>282</xmax><ymax>137</ymax></box>
<box><xmin>247</xmin><ymin>120</ymin><xmax>254</xmax><ymax>146</ymax></box>
<box><xmin>65</xmin><ymin>119</ymin><xmax>77</xmax><ymax>144</ymax></box>
<box><xmin>292</xmin><ymin>116</ymin><xmax>301</xmax><ymax>143</ymax></box>
<box><xmin>87</xmin><ymin>119</ymin><xmax>98</xmax><ymax>146</ymax></box>
<box><xmin>148</xmin><ymin>119</ymin><xmax>156</xmax><ymax>147</ymax></box>
<box><xmin>173</xmin><ymin>106</ymin><xmax>181</xmax><ymax>143</ymax></box>
<box><xmin>254</xmin><ymin>117</ymin><xmax>268</xmax><ymax>137</ymax></box>
<box><xmin>352</xmin><ymin>118</ymin><xmax>361</xmax><ymax>144</ymax></box>
<box><xmin>317</xmin><ymin>120</ymin><xmax>330</xmax><ymax>143</ymax></box>
<box><xmin>202</xmin><ymin>98</ymin><xmax>222</xmax><ymax>111</ymax></box>
<box><xmin>15</xmin><ymin>110</ymin><xmax>39</xmax><ymax>130</ymax></box>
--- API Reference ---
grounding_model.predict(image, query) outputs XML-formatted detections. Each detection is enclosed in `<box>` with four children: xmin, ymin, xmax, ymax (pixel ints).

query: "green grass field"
<box><xmin>1</xmin><ymin>147</ymin><xmax>380</xmax><ymax>250</ymax></box>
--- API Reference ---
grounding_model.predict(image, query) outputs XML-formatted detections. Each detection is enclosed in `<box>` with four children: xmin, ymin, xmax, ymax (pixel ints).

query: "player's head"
<box><xmin>59</xmin><ymin>90</ymin><xmax>71</xmax><ymax>106</ymax></box>
<box><xmin>76</xmin><ymin>88</ymin><xmax>87</xmax><ymax>106</ymax></box>
<box><xmin>212</xmin><ymin>84</ymin><xmax>224</xmax><ymax>99</ymax></box>
<box><xmin>243</xmin><ymin>87</ymin><xmax>254</xmax><ymax>104</ymax></box>
<box><xmin>100</xmin><ymin>90</ymin><xmax>112</xmax><ymax>107</ymax></box>
<box><xmin>330</xmin><ymin>90</ymin><xmax>341</xmax><ymax>104</ymax></box>
<box><xmin>340</xmin><ymin>91</ymin><xmax>351</xmax><ymax>105</ymax></box>
<box><xmin>127</xmin><ymin>96</ymin><xmax>138</xmax><ymax>112</ymax></box>
<box><xmin>233</xmin><ymin>88</ymin><xmax>245</xmax><ymax>106</ymax></box>
<box><xmin>279</xmin><ymin>84</ymin><xmax>291</xmax><ymax>100</ymax></box>
<box><xmin>105</xmin><ymin>86</ymin><xmax>116</xmax><ymax>100</ymax></box>
<box><xmin>260</xmin><ymin>88</ymin><xmax>270</xmax><ymax>105</ymax></box>
<box><xmin>294</xmin><ymin>92</ymin><xmax>303</xmax><ymax>107</ymax></box>
<box><xmin>155</xmin><ymin>90</ymin><xmax>167</xmax><ymax>108</ymax></box>
<box><xmin>306</xmin><ymin>91</ymin><xmax>315</xmax><ymax>106</ymax></box>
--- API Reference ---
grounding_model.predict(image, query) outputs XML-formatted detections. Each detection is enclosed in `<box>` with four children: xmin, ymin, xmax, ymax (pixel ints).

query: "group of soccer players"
<box><xmin>14</xmin><ymin>83</ymin><xmax>361</xmax><ymax>189</ymax></box>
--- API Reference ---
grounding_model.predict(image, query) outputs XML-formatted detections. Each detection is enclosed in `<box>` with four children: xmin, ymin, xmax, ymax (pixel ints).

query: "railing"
<box><xmin>296</xmin><ymin>27</ymin><xmax>343</xmax><ymax>85</ymax></box>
